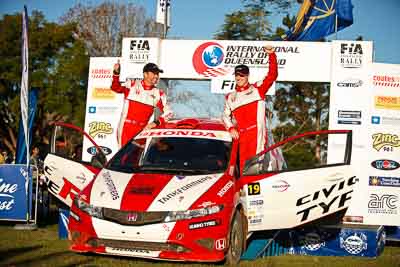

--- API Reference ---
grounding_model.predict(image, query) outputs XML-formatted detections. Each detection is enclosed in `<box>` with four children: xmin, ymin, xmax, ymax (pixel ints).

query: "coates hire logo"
<box><xmin>91</xmin><ymin>68</ymin><xmax>112</xmax><ymax>79</ymax></box>
<box><xmin>371</xmin><ymin>159</ymin><xmax>400</xmax><ymax>171</ymax></box>
<box><xmin>192</xmin><ymin>42</ymin><xmax>229</xmax><ymax>77</ymax></box>
<box><xmin>373</xmin><ymin>75</ymin><xmax>400</xmax><ymax>87</ymax></box>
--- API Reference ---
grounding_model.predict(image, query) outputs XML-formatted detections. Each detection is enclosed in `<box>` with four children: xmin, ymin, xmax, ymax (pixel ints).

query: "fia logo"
<box><xmin>130</xmin><ymin>40</ymin><xmax>150</xmax><ymax>51</ymax></box>
<box><xmin>340</xmin><ymin>43</ymin><xmax>363</xmax><ymax>55</ymax></box>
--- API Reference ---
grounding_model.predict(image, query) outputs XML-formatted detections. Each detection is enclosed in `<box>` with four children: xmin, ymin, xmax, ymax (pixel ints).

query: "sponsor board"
<box><xmin>338</xmin><ymin>110</ymin><xmax>362</xmax><ymax>119</ymax></box>
<box><xmin>88</xmin><ymin>106</ymin><xmax>119</xmax><ymax>115</ymax></box>
<box><xmin>128</xmin><ymin>39</ymin><xmax>151</xmax><ymax>64</ymax></box>
<box><xmin>372</xmin><ymin>133</ymin><xmax>400</xmax><ymax>152</ymax></box>
<box><xmin>371</xmin><ymin>115</ymin><xmax>400</xmax><ymax>126</ymax></box>
<box><xmin>336</xmin><ymin>78</ymin><xmax>363</xmax><ymax>87</ymax></box>
<box><xmin>91</xmin><ymin>87</ymin><xmax>116</xmax><ymax>100</ymax></box>
<box><xmin>87</xmin><ymin>146</ymin><xmax>112</xmax><ymax>156</ymax></box>
<box><xmin>374</xmin><ymin>96</ymin><xmax>400</xmax><ymax>110</ymax></box>
<box><xmin>369</xmin><ymin>176</ymin><xmax>400</xmax><ymax>187</ymax></box>
<box><xmin>338</xmin><ymin>120</ymin><xmax>361</xmax><ymax>125</ymax></box>
<box><xmin>339</xmin><ymin>43</ymin><xmax>364</xmax><ymax>69</ymax></box>
<box><xmin>368</xmin><ymin>194</ymin><xmax>398</xmax><ymax>215</ymax></box>
<box><xmin>88</xmin><ymin>122</ymin><xmax>113</xmax><ymax>139</ymax></box>
<box><xmin>90</xmin><ymin>68</ymin><xmax>112</xmax><ymax>80</ymax></box>
<box><xmin>372</xmin><ymin>75</ymin><xmax>400</xmax><ymax>87</ymax></box>
<box><xmin>371</xmin><ymin>159</ymin><xmax>400</xmax><ymax>170</ymax></box>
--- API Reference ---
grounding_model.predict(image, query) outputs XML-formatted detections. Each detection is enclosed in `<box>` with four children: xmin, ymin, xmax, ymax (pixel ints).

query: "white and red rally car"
<box><xmin>44</xmin><ymin>119</ymin><xmax>356</xmax><ymax>264</ymax></box>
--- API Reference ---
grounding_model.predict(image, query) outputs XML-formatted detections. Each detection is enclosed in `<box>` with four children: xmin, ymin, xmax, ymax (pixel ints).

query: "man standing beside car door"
<box><xmin>111</xmin><ymin>61</ymin><xmax>173</xmax><ymax>147</ymax></box>
<box><xmin>222</xmin><ymin>45</ymin><xmax>278</xmax><ymax>173</ymax></box>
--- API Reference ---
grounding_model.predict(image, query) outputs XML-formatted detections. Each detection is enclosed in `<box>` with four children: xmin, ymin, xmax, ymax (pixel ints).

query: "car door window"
<box><xmin>243</xmin><ymin>131</ymin><xmax>351</xmax><ymax>176</ymax></box>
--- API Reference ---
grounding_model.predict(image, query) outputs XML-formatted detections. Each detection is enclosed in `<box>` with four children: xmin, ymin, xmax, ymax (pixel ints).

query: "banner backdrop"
<box><xmin>328</xmin><ymin>41</ymin><xmax>400</xmax><ymax>226</ymax></box>
<box><xmin>82</xmin><ymin>57</ymin><xmax>122</xmax><ymax>162</ymax></box>
<box><xmin>0</xmin><ymin>165</ymin><xmax>33</xmax><ymax>221</ymax></box>
<box><xmin>364</xmin><ymin>63</ymin><xmax>400</xmax><ymax>226</ymax></box>
<box><xmin>120</xmin><ymin>38</ymin><xmax>332</xmax><ymax>83</ymax></box>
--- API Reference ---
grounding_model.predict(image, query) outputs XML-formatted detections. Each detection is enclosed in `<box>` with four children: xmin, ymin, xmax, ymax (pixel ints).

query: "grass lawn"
<box><xmin>0</xmin><ymin>223</ymin><xmax>399</xmax><ymax>267</ymax></box>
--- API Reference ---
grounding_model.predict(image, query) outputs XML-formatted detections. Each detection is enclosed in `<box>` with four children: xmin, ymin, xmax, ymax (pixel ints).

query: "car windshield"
<box><xmin>107</xmin><ymin>137</ymin><xmax>232</xmax><ymax>175</ymax></box>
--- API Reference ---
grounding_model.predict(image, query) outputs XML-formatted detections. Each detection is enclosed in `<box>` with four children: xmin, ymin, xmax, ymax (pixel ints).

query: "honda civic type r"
<box><xmin>44</xmin><ymin>119</ymin><xmax>356</xmax><ymax>264</ymax></box>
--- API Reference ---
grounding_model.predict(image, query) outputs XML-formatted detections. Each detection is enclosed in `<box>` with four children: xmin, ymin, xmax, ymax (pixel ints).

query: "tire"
<box><xmin>225</xmin><ymin>211</ymin><xmax>245</xmax><ymax>265</ymax></box>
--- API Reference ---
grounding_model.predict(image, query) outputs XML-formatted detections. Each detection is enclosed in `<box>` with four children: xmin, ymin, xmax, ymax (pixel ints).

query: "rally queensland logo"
<box><xmin>192</xmin><ymin>42</ymin><xmax>230</xmax><ymax>77</ymax></box>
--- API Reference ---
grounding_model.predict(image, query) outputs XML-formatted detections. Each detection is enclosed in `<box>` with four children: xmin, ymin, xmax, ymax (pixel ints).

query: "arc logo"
<box><xmin>87</xmin><ymin>146</ymin><xmax>112</xmax><ymax>156</ymax></box>
<box><xmin>192</xmin><ymin>42</ymin><xmax>229</xmax><ymax>78</ymax></box>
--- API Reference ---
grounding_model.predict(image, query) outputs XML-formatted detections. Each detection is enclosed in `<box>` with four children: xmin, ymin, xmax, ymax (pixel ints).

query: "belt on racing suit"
<box><xmin>239</xmin><ymin>124</ymin><xmax>257</xmax><ymax>133</ymax></box>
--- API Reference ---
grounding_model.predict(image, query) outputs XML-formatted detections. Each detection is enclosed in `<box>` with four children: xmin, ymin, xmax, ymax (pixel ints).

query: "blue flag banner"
<box><xmin>283</xmin><ymin>0</ymin><xmax>353</xmax><ymax>41</ymax></box>
<box><xmin>0</xmin><ymin>165</ymin><xmax>33</xmax><ymax>221</ymax></box>
<box><xmin>15</xmin><ymin>88</ymin><xmax>39</xmax><ymax>164</ymax></box>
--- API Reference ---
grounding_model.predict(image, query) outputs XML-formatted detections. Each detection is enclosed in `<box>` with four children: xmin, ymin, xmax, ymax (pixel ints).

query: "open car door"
<box><xmin>43</xmin><ymin>122</ymin><xmax>107</xmax><ymax>207</ymax></box>
<box><xmin>240</xmin><ymin>130</ymin><xmax>357</xmax><ymax>231</ymax></box>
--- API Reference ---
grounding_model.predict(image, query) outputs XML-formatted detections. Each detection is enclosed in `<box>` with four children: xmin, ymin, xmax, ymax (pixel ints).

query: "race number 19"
<box><xmin>248</xmin><ymin>182</ymin><xmax>260</xmax><ymax>195</ymax></box>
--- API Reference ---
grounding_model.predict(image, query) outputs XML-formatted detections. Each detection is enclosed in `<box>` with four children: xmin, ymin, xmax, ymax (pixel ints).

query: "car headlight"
<box><xmin>164</xmin><ymin>205</ymin><xmax>223</xmax><ymax>223</ymax></box>
<box><xmin>74</xmin><ymin>197</ymin><xmax>103</xmax><ymax>219</ymax></box>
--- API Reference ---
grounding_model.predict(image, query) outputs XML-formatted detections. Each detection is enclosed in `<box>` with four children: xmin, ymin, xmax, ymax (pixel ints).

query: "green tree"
<box><xmin>0</xmin><ymin>11</ymin><xmax>89</xmax><ymax>154</ymax></box>
<box><xmin>61</xmin><ymin>1</ymin><xmax>160</xmax><ymax>57</ymax></box>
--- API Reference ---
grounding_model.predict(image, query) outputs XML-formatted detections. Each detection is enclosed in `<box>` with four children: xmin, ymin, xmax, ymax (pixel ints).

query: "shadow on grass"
<box><xmin>0</xmin><ymin>245</ymin><xmax>43</xmax><ymax>262</ymax></box>
<box><xmin>3</xmin><ymin>250</ymin><xmax>88</xmax><ymax>267</ymax></box>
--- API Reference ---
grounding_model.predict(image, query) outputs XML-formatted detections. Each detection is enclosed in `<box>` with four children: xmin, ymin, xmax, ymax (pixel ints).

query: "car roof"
<box><xmin>162</xmin><ymin>118</ymin><xmax>228</xmax><ymax>132</ymax></box>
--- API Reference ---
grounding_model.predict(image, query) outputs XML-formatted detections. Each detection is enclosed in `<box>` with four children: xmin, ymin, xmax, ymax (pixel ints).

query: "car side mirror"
<box><xmin>90</xmin><ymin>151</ymin><xmax>106</xmax><ymax>169</ymax></box>
<box><xmin>243</xmin><ymin>153</ymin><xmax>271</xmax><ymax>176</ymax></box>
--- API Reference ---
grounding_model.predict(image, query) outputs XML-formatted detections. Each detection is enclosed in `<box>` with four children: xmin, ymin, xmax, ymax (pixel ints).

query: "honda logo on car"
<box><xmin>296</xmin><ymin>176</ymin><xmax>357</xmax><ymax>222</ymax></box>
<box><xmin>139</xmin><ymin>130</ymin><xmax>216</xmax><ymax>138</ymax></box>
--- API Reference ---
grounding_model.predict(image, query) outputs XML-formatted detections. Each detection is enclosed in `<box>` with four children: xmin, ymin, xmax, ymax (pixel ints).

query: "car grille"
<box><xmin>103</xmin><ymin>208</ymin><xmax>168</xmax><ymax>226</ymax></box>
<box><xmin>92</xmin><ymin>238</ymin><xmax>189</xmax><ymax>252</ymax></box>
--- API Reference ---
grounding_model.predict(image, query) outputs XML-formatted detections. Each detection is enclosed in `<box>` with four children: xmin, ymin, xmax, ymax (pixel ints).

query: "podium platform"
<box><xmin>242</xmin><ymin>224</ymin><xmax>385</xmax><ymax>260</ymax></box>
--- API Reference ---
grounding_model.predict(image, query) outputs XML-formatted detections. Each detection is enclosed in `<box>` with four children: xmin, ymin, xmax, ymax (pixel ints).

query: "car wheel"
<box><xmin>225</xmin><ymin>211</ymin><xmax>244</xmax><ymax>265</ymax></box>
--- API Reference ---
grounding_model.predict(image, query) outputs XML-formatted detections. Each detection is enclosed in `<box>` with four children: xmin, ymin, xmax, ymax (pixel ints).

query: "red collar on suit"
<box><xmin>235</xmin><ymin>82</ymin><xmax>250</xmax><ymax>92</ymax></box>
<box><xmin>141</xmin><ymin>80</ymin><xmax>154</xmax><ymax>90</ymax></box>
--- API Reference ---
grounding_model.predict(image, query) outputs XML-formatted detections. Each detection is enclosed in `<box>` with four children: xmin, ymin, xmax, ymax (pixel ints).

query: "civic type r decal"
<box><xmin>296</xmin><ymin>176</ymin><xmax>357</xmax><ymax>222</ymax></box>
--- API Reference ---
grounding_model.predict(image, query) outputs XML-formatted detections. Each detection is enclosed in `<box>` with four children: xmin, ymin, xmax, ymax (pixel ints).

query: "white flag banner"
<box><xmin>156</xmin><ymin>0</ymin><xmax>171</xmax><ymax>26</ymax></box>
<box><xmin>21</xmin><ymin>5</ymin><xmax>29</xmax><ymax>165</ymax></box>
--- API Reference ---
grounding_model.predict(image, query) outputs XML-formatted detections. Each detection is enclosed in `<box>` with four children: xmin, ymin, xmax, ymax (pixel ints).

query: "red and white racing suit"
<box><xmin>222</xmin><ymin>52</ymin><xmax>278</xmax><ymax>172</ymax></box>
<box><xmin>111</xmin><ymin>75</ymin><xmax>173</xmax><ymax>147</ymax></box>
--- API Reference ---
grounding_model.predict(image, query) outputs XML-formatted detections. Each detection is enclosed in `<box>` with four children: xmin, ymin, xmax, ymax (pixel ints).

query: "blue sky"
<box><xmin>0</xmin><ymin>0</ymin><xmax>399</xmax><ymax>64</ymax></box>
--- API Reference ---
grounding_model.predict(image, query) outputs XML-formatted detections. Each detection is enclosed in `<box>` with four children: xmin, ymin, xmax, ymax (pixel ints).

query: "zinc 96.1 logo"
<box><xmin>192</xmin><ymin>42</ymin><xmax>229</xmax><ymax>78</ymax></box>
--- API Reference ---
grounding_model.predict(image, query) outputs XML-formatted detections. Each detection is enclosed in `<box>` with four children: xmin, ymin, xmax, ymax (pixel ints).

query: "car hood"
<box><xmin>88</xmin><ymin>168</ymin><xmax>224</xmax><ymax>211</ymax></box>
